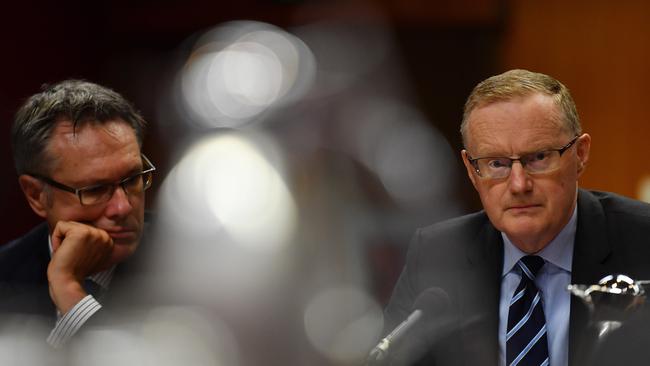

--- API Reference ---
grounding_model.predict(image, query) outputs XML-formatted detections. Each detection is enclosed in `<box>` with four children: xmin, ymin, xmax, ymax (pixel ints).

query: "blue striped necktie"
<box><xmin>506</xmin><ymin>255</ymin><xmax>549</xmax><ymax>366</ymax></box>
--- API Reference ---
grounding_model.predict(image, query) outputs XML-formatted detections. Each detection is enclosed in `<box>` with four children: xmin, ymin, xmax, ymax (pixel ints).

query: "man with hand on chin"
<box><xmin>0</xmin><ymin>80</ymin><xmax>155</xmax><ymax>348</ymax></box>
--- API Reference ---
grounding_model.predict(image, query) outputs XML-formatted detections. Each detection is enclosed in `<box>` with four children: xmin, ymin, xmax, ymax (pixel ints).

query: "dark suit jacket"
<box><xmin>383</xmin><ymin>189</ymin><xmax>650</xmax><ymax>366</ymax></box>
<box><xmin>0</xmin><ymin>222</ymin><xmax>55</xmax><ymax>321</ymax></box>
<box><xmin>0</xmin><ymin>214</ymin><xmax>154</xmax><ymax>328</ymax></box>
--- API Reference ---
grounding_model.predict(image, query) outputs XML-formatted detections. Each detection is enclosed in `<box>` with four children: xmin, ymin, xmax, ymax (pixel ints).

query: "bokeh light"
<box><xmin>293</xmin><ymin>19</ymin><xmax>394</xmax><ymax>98</ymax></box>
<box><xmin>338</xmin><ymin>97</ymin><xmax>457</xmax><ymax>208</ymax></box>
<box><xmin>0</xmin><ymin>316</ymin><xmax>56</xmax><ymax>366</ymax></box>
<box><xmin>140</xmin><ymin>306</ymin><xmax>239</xmax><ymax>366</ymax></box>
<box><xmin>159</xmin><ymin>131</ymin><xmax>297</xmax><ymax>251</ymax></box>
<box><xmin>151</xmin><ymin>131</ymin><xmax>298</xmax><ymax>315</ymax></box>
<box><xmin>303</xmin><ymin>286</ymin><xmax>383</xmax><ymax>364</ymax></box>
<box><xmin>68</xmin><ymin>307</ymin><xmax>239</xmax><ymax>366</ymax></box>
<box><xmin>177</xmin><ymin>21</ymin><xmax>316</xmax><ymax>128</ymax></box>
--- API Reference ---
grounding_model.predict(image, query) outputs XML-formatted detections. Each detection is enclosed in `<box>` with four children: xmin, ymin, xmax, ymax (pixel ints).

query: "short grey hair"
<box><xmin>11</xmin><ymin>80</ymin><xmax>146</xmax><ymax>175</ymax></box>
<box><xmin>460</xmin><ymin>69</ymin><xmax>581</xmax><ymax>146</ymax></box>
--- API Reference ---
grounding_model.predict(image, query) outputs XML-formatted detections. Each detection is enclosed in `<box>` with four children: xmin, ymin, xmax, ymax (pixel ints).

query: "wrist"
<box><xmin>47</xmin><ymin>275</ymin><xmax>88</xmax><ymax>314</ymax></box>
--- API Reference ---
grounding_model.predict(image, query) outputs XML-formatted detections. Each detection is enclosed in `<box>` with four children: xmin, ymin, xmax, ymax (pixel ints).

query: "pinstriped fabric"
<box><xmin>506</xmin><ymin>255</ymin><xmax>549</xmax><ymax>366</ymax></box>
<box><xmin>46</xmin><ymin>295</ymin><xmax>102</xmax><ymax>348</ymax></box>
<box><xmin>45</xmin><ymin>268</ymin><xmax>113</xmax><ymax>348</ymax></box>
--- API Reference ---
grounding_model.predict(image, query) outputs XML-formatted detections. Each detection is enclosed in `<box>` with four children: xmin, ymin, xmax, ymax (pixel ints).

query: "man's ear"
<box><xmin>576</xmin><ymin>133</ymin><xmax>591</xmax><ymax>177</ymax></box>
<box><xmin>18</xmin><ymin>175</ymin><xmax>48</xmax><ymax>218</ymax></box>
<box><xmin>461</xmin><ymin>150</ymin><xmax>479</xmax><ymax>190</ymax></box>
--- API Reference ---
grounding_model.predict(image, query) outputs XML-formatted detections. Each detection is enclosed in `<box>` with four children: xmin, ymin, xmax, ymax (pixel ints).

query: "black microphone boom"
<box><xmin>368</xmin><ymin>309</ymin><xmax>423</xmax><ymax>363</ymax></box>
<box><xmin>367</xmin><ymin>287</ymin><xmax>450</xmax><ymax>365</ymax></box>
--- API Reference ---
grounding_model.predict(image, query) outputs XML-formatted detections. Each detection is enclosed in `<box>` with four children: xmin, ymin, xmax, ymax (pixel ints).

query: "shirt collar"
<box><xmin>501</xmin><ymin>204</ymin><xmax>577</xmax><ymax>276</ymax></box>
<box><xmin>48</xmin><ymin>235</ymin><xmax>115</xmax><ymax>290</ymax></box>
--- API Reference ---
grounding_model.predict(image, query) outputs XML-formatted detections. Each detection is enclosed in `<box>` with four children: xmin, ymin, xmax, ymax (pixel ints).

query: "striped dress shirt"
<box><xmin>46</xmin><ymin>236</ymin><xmax>115</xmax><ymax>348</ymax></box>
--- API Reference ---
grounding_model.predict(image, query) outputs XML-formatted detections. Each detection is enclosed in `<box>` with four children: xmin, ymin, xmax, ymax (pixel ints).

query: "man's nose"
<box><xmin>104</xmin><ymin>185</ymin><xmax>134</xmax><ymax>218</ymax></box>
<box><xmin>508</xmin><ymin>161</ymin><xmax>533</xmax><ymax>193</ymax></box>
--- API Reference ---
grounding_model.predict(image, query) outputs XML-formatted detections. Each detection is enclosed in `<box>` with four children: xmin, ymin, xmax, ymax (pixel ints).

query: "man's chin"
<box><xmin>500</xmin><ymin>221</ymin><xmax>553</xmax><ymax>252</ymax></box>
<box><xmin>105</xmin><ymin>240</ymin><xmax>139</xmax><ymax>268</ymax></box>
<box><xmin>503</xmin><ymin>220</ymin><xmax>540</xmax><ymax>235</ymax></box>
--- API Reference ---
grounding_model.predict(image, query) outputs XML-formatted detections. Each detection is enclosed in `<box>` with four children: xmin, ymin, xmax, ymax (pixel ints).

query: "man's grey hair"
<box><xmin>11</xmin><ymin>80</ymin><xmax>146</xmax><ymax>175</ymax></box>
<box><xmin>460</xmin><ymin>69</ymin><xmax>581</xmax><ymax>146</ymax></box>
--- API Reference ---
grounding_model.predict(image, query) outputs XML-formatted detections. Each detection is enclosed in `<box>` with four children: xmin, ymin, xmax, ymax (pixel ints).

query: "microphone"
<box><xmin>367</xmin><ymin>287</ymin><xmax>451</xmax><ymax>365</ymax></box>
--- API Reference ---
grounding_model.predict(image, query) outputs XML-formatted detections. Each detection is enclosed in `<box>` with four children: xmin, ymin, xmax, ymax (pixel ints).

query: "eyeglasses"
<box><xmin>33</xmin><ymin>155</ymin><xmax>156</xmax><ymax>206</ymax></box>
<box><xmin>467</xmin><ymin>136</ymin><xmax>579</xmax><ymax>179</ymax></box>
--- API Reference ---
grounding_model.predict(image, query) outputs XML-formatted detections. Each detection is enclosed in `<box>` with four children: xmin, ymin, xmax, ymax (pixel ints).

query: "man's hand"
<box><xmin>47</xmin><ymin>221</ymin><xmax>113</xmax><ymax>314</ymax></box>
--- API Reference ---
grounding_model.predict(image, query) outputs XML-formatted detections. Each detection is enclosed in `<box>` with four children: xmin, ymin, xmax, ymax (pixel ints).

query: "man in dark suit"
<box><xmin>383</xmin><ymin>69</ymin><xmax>650</xmax><ymax>366</ymax></box>
<box><xmin>0</xmin><ymin>80</ymin><xmax>155</xmax><ymax>348</ymax></box>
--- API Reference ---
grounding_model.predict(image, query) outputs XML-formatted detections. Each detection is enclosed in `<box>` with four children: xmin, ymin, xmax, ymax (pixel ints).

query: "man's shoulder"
<box><xmin>584</xmin><ymin>189</ymin><xmax>650</xmax><ymax>216</ymax></box>
<box><xmin>0</xmin><ymin>222</ymin><xmax>50</xmax><ymax>281</ymax></box>
<box><xmin>406</xmin><ymin>211</ymin><xmax>495</xmax><ymax>261</ymax></box>
<box><xmin>0</xmin><ymin>222</ymin><xmax>49</xmax><ymax>256</ymax></box>
<box><xmin>581</xmin><ymin>189</ymin><xmax>650</xmax><ymax>228</ymax></box>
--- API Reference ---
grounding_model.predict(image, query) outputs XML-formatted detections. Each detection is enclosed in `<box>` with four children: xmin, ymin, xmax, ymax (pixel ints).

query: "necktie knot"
<box><xmin>519</xmin><ymin>255</ymin><xmax>545</xmax><ymax>279</ymax></box>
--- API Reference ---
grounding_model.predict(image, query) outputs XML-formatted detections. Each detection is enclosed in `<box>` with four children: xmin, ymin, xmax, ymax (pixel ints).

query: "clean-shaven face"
<box><xmin>462</xmin><ymin>93</ymin><xmax>590</xmax><ymax>253</ymax></box>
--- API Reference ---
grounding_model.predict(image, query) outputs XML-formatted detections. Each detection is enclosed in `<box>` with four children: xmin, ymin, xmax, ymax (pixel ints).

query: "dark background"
<box><xmin>4</xmin><ymin>2</ymin><xmax>650</xmax><ymax>364</ymax></box>
<box><xmin>4</xmin><ymin>0</ymin><xmax>650</xmax><ymax>302</ymax></box>
<box><xmin>1</xmin><ymin>0</ymin><xmax>504</xmax><ymax>243</ymax></box>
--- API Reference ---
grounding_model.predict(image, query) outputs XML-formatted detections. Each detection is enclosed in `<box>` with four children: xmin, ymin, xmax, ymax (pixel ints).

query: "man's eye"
<box><xmin>487</xmin><ymin>159</ymin><xmax>510</xmax><ymax>168</ymax></box>
<box><xmin>528</xmin><ymin>151</ymin><xmax>551</xmax><ymax>162</ymax></box>
<box><xmin>123</xmin><ymin>175</ymin><xmax>140</xmax><ymax>187</ymax></box>
<box><xmin>83</xmin><ymin>185</ymin><xmax>110</xmax><ymax>197</ymax></box>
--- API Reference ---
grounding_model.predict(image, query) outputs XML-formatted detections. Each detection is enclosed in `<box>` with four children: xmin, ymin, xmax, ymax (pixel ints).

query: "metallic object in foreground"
<box><xmin>567</xmin><ymin>274</ymin><xmax>647</xmax><ymax>338</ymax></box>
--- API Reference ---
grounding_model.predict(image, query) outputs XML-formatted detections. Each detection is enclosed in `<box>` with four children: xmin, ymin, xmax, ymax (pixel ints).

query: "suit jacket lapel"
<box><xmin>569</xmin><ymin>189</ymin><xmax>612</xmax><ymax>366</ymax></box>
<box><xmin>461</xmin><ymin>217</ymin><xmax>503</xmax><ymax>366</ymax></box>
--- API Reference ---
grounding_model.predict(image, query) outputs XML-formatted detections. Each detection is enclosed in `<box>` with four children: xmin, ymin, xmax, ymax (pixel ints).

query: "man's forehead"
<box><xmin>45</xmin><ymin>119</ymin><xmax>142</xmax><ymax>181</ymax></box>
<box><xmin>51</xmin><ymin>117</ymin><xmax>134</xmax><ymax>138</ymax></box>
<box><xmin>469</xmin><ymin>93</ymin><xmax>561</xmax><ymax>122</ymax></box>
<box><xmin>48</xmin><ymin>119</ymin><xmax>137</xmax><ymax>153</ymax></box>
<box><xmin>465</xmin><ymin>94</ymin><xmax>571</xmax><ymax>154</ymax></box>
<box><xmin>469</xmin><ymin>132</ymin><xmax>568</xmax><ymax>156</ymax></box>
